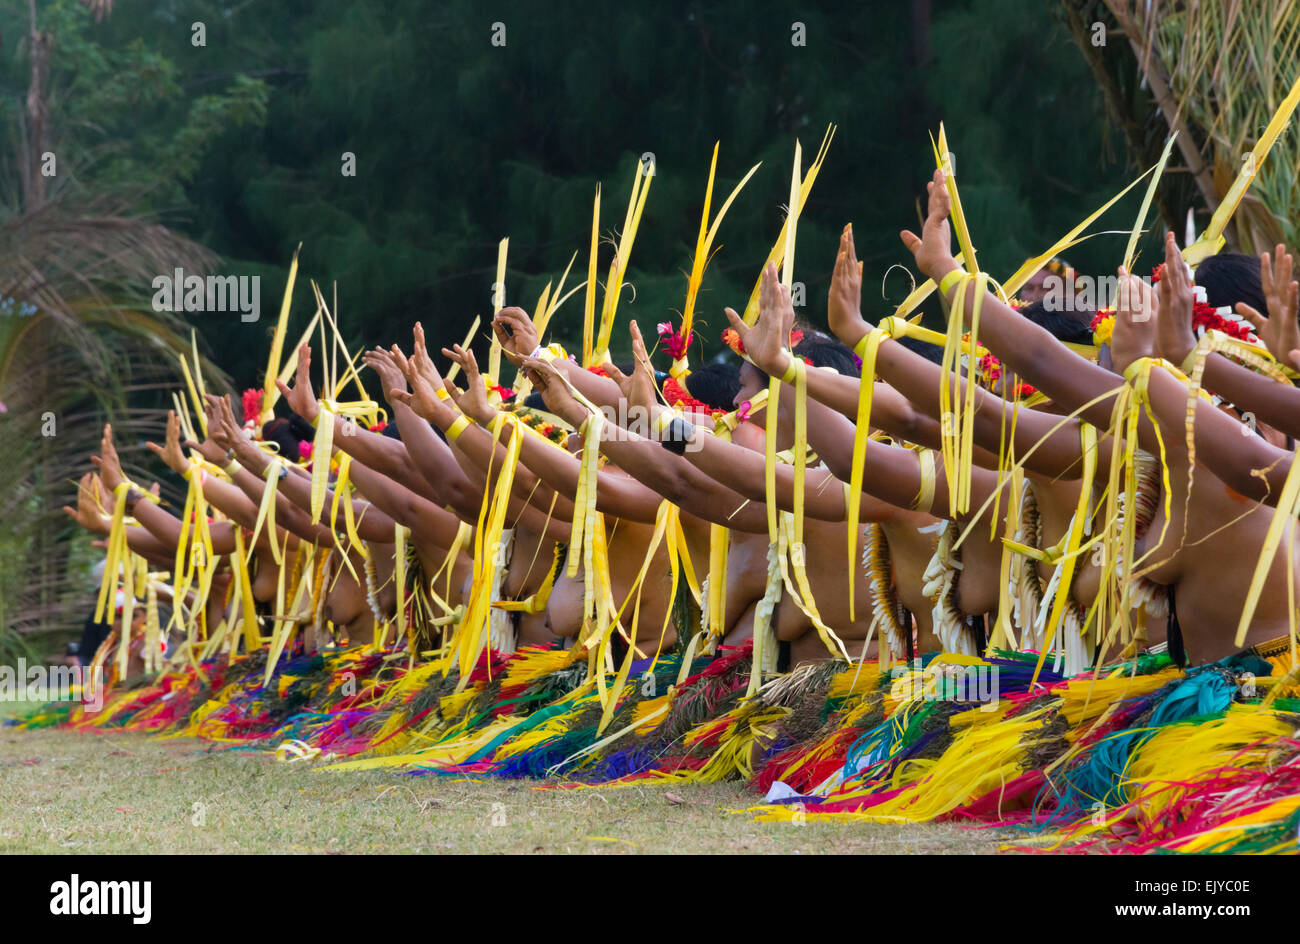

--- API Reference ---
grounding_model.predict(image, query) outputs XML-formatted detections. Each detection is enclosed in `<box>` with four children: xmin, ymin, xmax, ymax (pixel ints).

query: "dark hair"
<box><xmin>683</xmin><ymin>362</ymin><xmax>741</xmax><ymax>410</ymax></box>
<box><xmin>792</xmin><ymin>335</ymin><xmax>859</xmax><ymax>377</ymax></box>
<box><xmin>1196</xmin><ymin>253</ymin><xmax>1267</xmax><ymax>314</ymax></box>
<box><xmin>261</xmin><ymin>417</ymin><xmax>304</xmax><ymax>461</ymax></box>
<box><xmin>523</xmin><ymin>392</ymin><xmax>547</xmax><ymax>411</ymax></box>
<box><xmin>1018</xmin><ymin>300</ymin><xmax>1094</xmax><ymax>345</ymax></box>
<box><xmin>381</xmin><ymin>419</ymin><xmax>402</xmax><ymax>441</ymax></box>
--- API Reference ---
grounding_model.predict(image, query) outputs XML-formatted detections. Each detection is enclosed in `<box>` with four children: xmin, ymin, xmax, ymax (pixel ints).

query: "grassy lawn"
<box><xmin>0</xmin><ymin>702</ymin><xmax>1017</xmax><ymax>854</ymax></box>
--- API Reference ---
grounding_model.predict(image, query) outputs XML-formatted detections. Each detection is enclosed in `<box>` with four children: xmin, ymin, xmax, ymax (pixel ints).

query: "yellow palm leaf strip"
<box><xmin>232</xmin><ymin>528</ymin><xmax>261</xmax><ymax>654</ymax></box>
<box><xmin>583</xmin><ymin>185</ymin><xmax>602</xmax><ymax>367</ymax></box>
<box><xmin>673</xmin><ymin>145</ymin><xmax>763</xmax><ymax>377</ymax></box>
<box><xmin>115</xmin><ymin>548</ymin><xmax>135</xmax><ymax>680</ymax></box>
<box><xmin>309</xmin><ymin>405</ymin><xmax>334</xmax><ymax>523</ymax></box>
<box><xmin>262</xmin><ymin>534</ymin><xmax>300</xmax><ymax>688</ymax></box>
<box><xmin>189</xmin><ymin>328</ymin><xmax>210</xmax><ymax>417</ymax></box>
<box><xmin>1123</xmin><ymin>134</ymin><xmax>1178</xmax><ymax>272</ymax></box>
<box><xmin>443</xmin><ymin>316</ymin><xmax>481</xmax><ymax>384</ymax></box>
<box><xmin>309</xmin><ymin>281</ymin><xmax>372</xmax><ymax>408</ymax></box>
<box><xmin>454</xmin><ymin>413</ymin><xmax>521</xmax><ymax>689</ymax></box>
<box><xmin>990</xmin><ymin>467</ymin><xmax>1024</xmax><ymax>652</ymax></box>
<box><xmin>1001</xmin><ymin>163</ymin><xmax>1155</xmax><ymax>298</ymax></box>
<box><xmin>847</xmin><ymin>327</ymin><xmax>891</xmax><ymax>620</ymax></box>
<box><xmin>933</xmin><ymin>124</ymin><xmax>978</xmax><ymax>274</ymax></box>
<box><xmin>327</xmin><ymin>454</ymin><xmax>362</xmax><ymax>584</ymax></box>
<box><xmin>779</xmin><ymin>509</ymin><xmax>850</xmax><ymax>661</ymax></box>
<box><xmin>747</xmin><ymin>539</ymin><xmax>783</xmax><ymax>697</ymax></box>
<box><xmin>780</xmin><ymin>140</ymin><xmax>802</xmax><ymax>291</ymax></box>
<box><xmin>669</xmin><ymin>505</ymin><xmax>702</xmax><ymax>603</ymax></box>
<box><xmin>1034</xmin><ymin>425</ymin><xmax>1097</xmax><ymax>669</ymax></box>
<box><xmin>93</xmin><ymin>484</ymin><xmax>131</xmax><ymax>624</ymax></box>
<box><xmin>599</xmin><ymin>500</ymin><xmax>674</xmax><ymax>731</ymax></box>
<box><xmin>262</xmin><ymin>244</ymin><xmax>302</xmax><ymax>419</ymax></box>
<box><xmin>595</xmin><ymin>161</ymin><xmax>653</xmax><ymax>364</ymax></box>
<box><xmin>249</xmin><ymin>457</ymin><xmax>284</xmax><ymax>565</ymax></box>
<box><xmin>176</xmin><ymin>353</ymin><xmax>207</xmax><ymax>438</ymax></box>
<box><xmin>489</xmin><ymin>237</ymin><xmax>509</xmax><ymax>382</ymax></box>
<box><xmin>496</xmin><ymin>493</ymin><xmax>562</xmax><ymax>614</ymax></box>
<box><xmin>171</xmin><ymin>464</ymin><xmax>199</xmax><ymax>608</ymax></box>
<box><xmin>1186</xmin><ymin>73</ymin><xmax>1300</xmax><ymax>266</ymax></box>
<box><xmin>740</xmin><ymin>126</ymin><xmax>836</xmax><ymax>325</ymax></box>
<box><xmin>393</xmin><ymin>523</ymin><xmax>409</xmax><ymax>649</ymax></box>
<box><xmin>937</xmin><ymin>273</ymin><xmax>989</xmax><ymax>515</ymax></box>
<box><xmin>764</xmin><ymin>376</ymin><xmax>782</xmax><ymax>543</ymax></box>
<box><xmin>892</xmin><ymin>250</ymin><xmax>964</xmax><ymax>321</ymax></box>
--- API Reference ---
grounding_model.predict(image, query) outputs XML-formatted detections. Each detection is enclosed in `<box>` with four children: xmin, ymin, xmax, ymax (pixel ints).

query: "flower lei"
<box><xmin>241</xmin><ymin>388</ymin><xmax>264</xmax><ymax>432</ymax></box>
<box><xmin>656</xmin><ymin>322</ymin><xmax>693</xmax><ymax>361</ymax></box>
<box><xmin>721</xmin><ymin>326</ymin><xmax>803</xmax><ymax>358</ymax></box>
<box><xmin>661</xmin><ymin>376</ymin><xmax>726</xmax><ymax>417</ymax></box>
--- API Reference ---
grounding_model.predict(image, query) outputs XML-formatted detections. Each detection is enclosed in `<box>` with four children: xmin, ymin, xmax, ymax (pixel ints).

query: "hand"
<box><xmin>412</xmin><ymin>322</ymin><xmax>451</xmax><ymax>395</ymax></box>
<box><xmin>1112</xmin><ymin>253</ymin><xmax>1164</xmax><ymax>379</ymax></box>
<box><xmin>828</xmin><ymin>225</ymin><xmax>872</xmax><ymax>346</ymax></box>
<box><xmin>520</xmin><ymin>356</ymin><xmax>585</xmax><ymax>425</ymax></box>
<box><xmin>275</xmin><ymin>343</ymin><xmax>319</xmax><ymax>426</ymax></box>
<box><xmin>724</xmin><ymin>261</ymin><xmax>794</xmax><ymax>376</ymax></box>
<box><xmin>605</xmin><ymin>320</ymin><xmax>659</xmax><ymax>414</ymax></box>
<box><xmin>1155</xmin><ymin>237</ymin><xmax>1196</xmax><ymax>366</ymax></box>
<box><xmin>492</xmin><ymin>306</ymin><xmax>540</xmax><ymax>358</ymax></box>
<box><xmin>62</xmin><ymin>472</ymin><xmax>109</xmax><ymax>534</ymax></box>
<box><xmin>363</xmin><ymin>348</ymin><xmax>408</xmax><ymax>406</ymax></box>
<box><xmin>1143</xmin><ymin>234</ymin><xmax>1192</xmax><ymax>377</ymax></box>
<box><xmin>900</xmin><ymin>168</ymin><xmax>958</xmax><ymax>281</ymax></box>
<box><xmin>92</xmin><ymin>424</ymin><xmax>126</xmax><ymax>492</ymax></box>
<box><xmin>1236</xmin><ymin>243</ymin><xmax>1300</xmax><ymax>372</ymax></box>
<box><xmin>442</xmin><ymin>344</ymin><xmax>498</xmax><ymax>424</ymax></box>
<box><xmin>200</xmin><ymin>396</ymin><xmax>236</xmax><ymax>454</ymax></box>
<box><xmin>145</xmin><ymin>411</ymin><xmax>188</xmax><ymax>475</ymax></box>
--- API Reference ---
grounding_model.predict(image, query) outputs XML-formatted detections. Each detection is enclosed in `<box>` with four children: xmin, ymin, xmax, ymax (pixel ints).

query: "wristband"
<box><xmin>446</xmin><ymin>414</ymin><xmax>472</xmax><ymax>443</ymax></box>
<box><xmin>937</xmin><ymin>267</ymin><xmax>966</xmax><ymax>297</ymax></box>
<box><xmin>435</xmin><ymin>387</ymin><xmax>451</xmax><ymax>401</ymax></box>
<box><xmin>224</xmin><ymin>459</ymin><xmax>241</xmax><ymax>476</ymax></box>
<box><xmin>1178</xmin><ymin>345</ymin><xmax>1202</xmax><ymax>377</ymax></box>
<box><xmin>261</xmin><ymin>459</ymin><xmax>282</xmax><ymax>481</ymax></box>
<box><xmin>779</xmin><ymin>355</ymin><xmax>800</xmax><ymax>384</ymax></box>
<box><xmin>660</xmin><ymin>417</ymin><xmax>695</xmax><ymax>455</ymax></box>
<box><xmin>913</xmin><ymin>450</ymin><xmax>936</xmax><ymax>515</ymax></box>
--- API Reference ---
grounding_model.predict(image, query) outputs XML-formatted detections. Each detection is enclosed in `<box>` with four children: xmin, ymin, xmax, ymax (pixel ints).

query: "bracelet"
<box><xmin>660</xmin><ymin>417</ymin><xmax>695</xmax><ymax>455</ymax></box>
<box><xmin>937</xmin><ymin>267</ymin><xmax>966</xmax><ymax>297</ymax></box>
<box><xmin>224</xmin><ymin>458</ymin><xmax>241</xmax><ymax>476</ymax></box>
<box><xmin>1178</xmin><ymin>346</ymin><xmax>1202</xmax><ymax>377</ymax></box>
<box><xmin>435</xmin><ymin>387</ymin><xmax>451</xmax><ymax>401</ymax></box>
<box><xmin>913</xmin><ymin>450</ymin><xmax>936</xmax><ymax>515</ymax></box>
<box><xmin>446</xmin><ymin>414</ymin><xmax>472</xmax><ymax>443</ymax></box>
<box><xmin>779</xmin><ymin>355</ymin><xmax>800</xmax><ymax>384</ymax></box>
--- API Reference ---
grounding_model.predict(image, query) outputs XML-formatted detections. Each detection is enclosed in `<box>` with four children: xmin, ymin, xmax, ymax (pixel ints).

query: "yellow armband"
<box><xmin>913</xmin><ymin>449</ymin><xmax>936</xmax><ymax>514</ymax></box>
<box><xmin>446</xmin><ymin>414</ymin><xmax>472</xmax><ymax>442</ymax></box>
